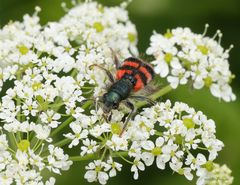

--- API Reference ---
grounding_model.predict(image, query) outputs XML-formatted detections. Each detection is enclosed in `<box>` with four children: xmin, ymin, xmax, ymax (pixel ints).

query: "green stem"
<box><xmin>7</xmin><ymin>147</ymin><xmax>16</xmax><ymax>154</ymax></box>
<box><xmin>70</xmin><ymin>154</ymin><xmax>97</xmax><ymax>161</ymax></box>
<box><xmin>34</xmin><ymin>140</ymin><xmax>44</xmax><ymax>152</ymax></box>
<box><xmin>54</xmin><ymin>138</ymin><xmax>71</xmax><ymax>148</ymax></box>
<box><xmin>32</xmin><ymin>139</ymin><xmax>40</xmax><ymax>151</ymax></box>
<box><xmin>136</xmin><ymin>85</ymin><xmax>172</xmax><ymax>108</ymax></box>
<box><xmin>117</xmin><ymin>152</ymin><xmax>133</xmax><ymax>164</ymax></box>
<box><xmin>100</xmin><ymin>147</ymin><xmax>108</xmax><ymax>160</ymax></box>
<box><xmin>198</xmin><ymin>146</ymin><xmax>208</xmax><ymax>151</ymax></box>
<box><xmin>49</xmin><ymin>102</ymin><xmax>65</xmax><ymax>108</ymax></box>
<box><xmin>12</xmin><ymin>133</ymin><xmax>18</xmax><ymax>146</ymax></box>
<box><xmin>50</xmin><ymin>117</ymin><xmax>74</xmax><ymax>137</ymax></box>
<box><xmin>69</xmin><ymin>151</ymin><xmax>128</xmax><ymax>162</ymax></box>
<box><xmin>7</xmin><ymin>132</ymin><xmax>17</xmax><ymax>150</ymax></box>
<box><xmin>50</xmin><ymin>100</ymin><xmax>92</xmax><ymax>137</ymax></box>
<box><xmin>41</xmin><ymin>138</ymin><xmax>71</xmax><ymax>155</ymax></box>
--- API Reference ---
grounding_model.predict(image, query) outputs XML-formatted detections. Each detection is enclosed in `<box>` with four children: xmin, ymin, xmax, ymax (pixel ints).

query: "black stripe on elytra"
<box><xmin>119</xmin><ymin>65</ymin><xmax>147</xmax><ymax>85</ymax></box>
<box><xmin>124</xmin><ymin>57</ymin><xmax>142</xmax><ymax>65</ymax></box>
<box><xmin>142</xmin><ymin>63</ymin><xmax>155</xmax><ymax>78</ymax></box>
<box><xmin>124</xmin><ymin>57</ymin><xmax>155</xmax><ymax>78</ymax></box>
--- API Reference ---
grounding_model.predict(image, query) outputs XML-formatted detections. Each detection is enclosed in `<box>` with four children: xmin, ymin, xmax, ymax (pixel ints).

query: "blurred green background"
<box><xmin>0</xmin><ymin>0</ymin><xmax>240</xmax><ymax>184</ymax></box>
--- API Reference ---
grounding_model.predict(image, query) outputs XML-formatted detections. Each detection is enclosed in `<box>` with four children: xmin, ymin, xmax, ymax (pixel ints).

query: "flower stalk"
<box><xmin>136</xmin><ymin>85</ymin><xmax>173</xmax><ymax>108</ymax></box>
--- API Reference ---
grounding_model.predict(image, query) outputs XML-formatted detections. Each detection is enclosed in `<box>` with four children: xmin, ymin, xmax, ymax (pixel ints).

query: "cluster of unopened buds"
<box><xmin>0</xmin><ymin>0</ymin><xmax>235</xmax><ymax>184</ymax></box>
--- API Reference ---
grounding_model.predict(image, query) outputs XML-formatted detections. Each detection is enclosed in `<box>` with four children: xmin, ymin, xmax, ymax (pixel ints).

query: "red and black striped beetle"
<box><xmin>90</xmin><ymin>50</ymin><xmax>155</xmax><ymax>135</ymax></box>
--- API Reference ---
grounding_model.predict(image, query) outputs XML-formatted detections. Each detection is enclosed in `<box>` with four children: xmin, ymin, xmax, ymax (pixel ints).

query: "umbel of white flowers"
<box><xmin>0</xmin><ymin>1</ymin><xmax>235</xmax><ymax>185</ymax></box>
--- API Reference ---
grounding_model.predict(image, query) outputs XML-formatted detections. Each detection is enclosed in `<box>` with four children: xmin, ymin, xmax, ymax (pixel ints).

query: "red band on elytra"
<box><xmin>123</xmin><ymin>61</ymin><xmax>139</xmax><ymax>68</ymax></box>
<box><xmin>116</xmin><ymin>69</ymin><xmax>133</xmax><ymax>80</ymax></box>
<box><xmin>139</xmin><ymin>66</ymin><xmax>152</xmax><ymax>82</ymax></box>
<box><xmin>133</xmin><ymin>74</ymin><xmax>144</xmax><ymax>92</ymax></box>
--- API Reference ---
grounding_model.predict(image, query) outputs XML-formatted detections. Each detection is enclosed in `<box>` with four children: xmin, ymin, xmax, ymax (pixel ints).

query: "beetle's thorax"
<box><xmin>109</xmin><ymin>76</ymin><xmax>135</xmax><ymax>99</ymax></box>
<box><xmin>102</xmin><ymin>76</ymin><xmax>135</xmax><ymax>113</ymax></box>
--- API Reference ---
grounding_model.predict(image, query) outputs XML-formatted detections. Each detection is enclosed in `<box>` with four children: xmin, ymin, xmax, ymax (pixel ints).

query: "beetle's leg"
<box><xmin>107</xmin><ymin>111</ymin><xmax>112</xmax><ymax>122</ymax></box>
<box><xmin>95</xmin><ymin>97</ymin><xmax>112</xmax><ymax>122</ymax></box>
<box><xmin>89</xmin><ymin>64</ymin><xmax>115</xmax><ymax>83</ymax></box>
<box><xmin>80</xmin><ymin>98</ymin><xmax>95</xmax><ymax>106</ymax></box>
<box><xmin>80</xmin><ymin>96</ymin><xmax>103</xmax><ymax>110</ymax></box>
<box><xmin>96</xmin><ymin>97</ymin><xmax>113</xmax><ymax>122</ymax></box>
<box><xmin>86</xmin><ymin>96</ymin><xmax>109</xmax><ymax>122</ymax></box>
<box><xmin>128</xmin><ymin>95</ymin><xmax>156</xmax><ymax>105</ymax></box>
<box><xmin>110</xmin><ymin>48</ymin><xmax>121</xmax><ymax>69</ymax></box>
<box><xmin>119</xmin><ymin>100</ymin><xmax>135</xmax><ymax>137</ymax></box>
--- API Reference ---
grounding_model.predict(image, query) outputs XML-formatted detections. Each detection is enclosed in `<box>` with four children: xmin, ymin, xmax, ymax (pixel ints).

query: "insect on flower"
<box><xmin>89</xmin><ymin>50</ymin><xmax>155</xmax><ymax>136</ymax></box>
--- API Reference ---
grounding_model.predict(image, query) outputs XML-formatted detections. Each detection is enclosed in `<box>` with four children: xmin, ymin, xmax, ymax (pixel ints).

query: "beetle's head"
<box><xmin>102</xmin><ymin>92</ymin><xmax>120</xmax><ymax>114</ymax></box>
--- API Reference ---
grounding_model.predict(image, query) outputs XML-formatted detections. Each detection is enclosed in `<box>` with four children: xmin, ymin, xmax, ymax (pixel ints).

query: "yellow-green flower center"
<box><xmin>17</xmin><ymin>140</ymin><xmax>30</xmax><ymax>152</ymax></box>
<box><xmin>170</xmin><ymin>150</ymin><xmax>175</xmax><ymax>157</ymax></box>
<box><xmin>93</xmin><ymin>22</ymin><xmax>104</xmax><ymax>33</ymax></box>
<box><xmin>151</xmin><ymin>147</ymin><xmax>162</xmax><ymax>156</ymax></box>
<box><xmin>28</xmin><ymin>105</ymin><xmax>33</xmax><ymax>111</ymax></box>
<box><xmin>228</xmin><ymin>74</ymin><xmax>235</xmax><ymax>84</ymax></box>
<box><xmin>183</xmin><ymin>118</ymin><xmax>195</xmax><ymax>129</ymax></box>
<box><xmin>204</xmin><ymin>76</ymin><xmax>213</xmax><ymax>87</ymax></box>
<box><xmin>18</xmin><ymin>45</ymin><xmax>29</xmax><ymax>55</ymax></box>
<box><xmin>47</xmin><ymin>116</ymin><xmax>52</xmax><ymax>123</ymax></box>
<box><xmin>95</xmin><ymin>165</ymin><xmax>102</xmax><ymax>172</ymax></box>
<box><xmin>178</xmin><ymin>168</ymin><xmax>184</xmax><ymax>175</ymax></box>
<box><xmin>164</xmin><ymin>53</ymin><xmax>173</xmax><ymax>64</ymax></box>
<box><xmin>128</xmin><ymin>33</ymin><xmax>136</xmax><ymax>43</ymax></box>
<box><xmin>197</xmin><ymin>45</ymin><xmax>208</xmax><ymax>55</ymax></box>
<box><xmin>111</xmin><ymin>122</ymin><xmax>121</xmax><ymax>135</ymax></box>
<box><xmin>164</xmin><ymin>29</ymin><xmax>173</xmax><ymax>39</ymax></box>
<box><xmin>204</xmin><ymin>161</ymin><xmax>214</xmax><ymax>172</ymax></box>
<box><xmin>175</xmin><ymin>134</ymin><xmax>183</xmax><ymax>144</ymax></box>
<box><xmin>32</xmin><ymin>82</ymin><xmax>42</xmax><ymax>91</ymax></box>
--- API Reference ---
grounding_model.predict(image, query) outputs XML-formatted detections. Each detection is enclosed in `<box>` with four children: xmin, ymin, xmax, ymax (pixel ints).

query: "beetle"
<box><xmin>89</xmin><ymin>50</ymin><xmax>155</xmax><ymax>136</ymax></box>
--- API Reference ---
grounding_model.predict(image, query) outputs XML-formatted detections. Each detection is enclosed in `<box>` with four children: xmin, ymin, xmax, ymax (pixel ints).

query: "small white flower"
<box><xmin>0</xmin><ymin>134</ymin><xmax>9</xmax><ymax>151</ymax></box>
<box><xmin>105</xmin><ymin>157</ymin><xmax>122</xmax><ymax>177</ymax></box>
<box><xmin>64</xmin><ymin>122</ymin><xmax>88</xmax><ymax>148</ymax></box>
<box><xmin>40</xmin><ymin>110</ymin><xmax>61</xmax><ymax>128</ymax></box>
<box><xmin>130</xmin><ymin>157</ymin><xmax>145</xmax><ymax>180</ymax></box>
<box><xmin>84</xmin><ymin>160</ymin><xmax>110</xmax><ymax>185</ymax></box>
<box><xmin>80</xmin><ymin>139</ymin><xmax>99</xmax><ymax>156</ymax></box>
<box><xmin>22</xmin><ymin>99</ymin><xmax>38</xmax><ymax>116</ymax></box>
<box><xmin>106</xmin><ymin>134</ymin><xmax>128</xmax><ymax>151</ymax></box>
<box><xmin>141</xmin><ymin>137</ymin><xmax>168</xmax><ymax>169</ymax></box>
<box><xmin>89</xmin><ymin>123</ymin><xmax>111</xmax><ymax>137</ymax></box>
<box><xmin>33</xmin><ymin>124</ymin><xmax>51</xmax><ymax>141</ymax></box>
<box><xmin>47</xmin><ymin>145</ymin><xmax>73</xmax><ymax>174</ymax></box>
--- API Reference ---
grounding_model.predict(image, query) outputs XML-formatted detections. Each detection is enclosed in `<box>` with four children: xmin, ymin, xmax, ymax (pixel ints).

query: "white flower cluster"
<box><xmin>0</xmin><ymin>1</ymin><xmax>137</xmax><ymax>184</ymax></box>
<box><xmin>0</xmin><ymin>133</ymin><xmax>71</xmax><ymax>185</ymax></box>
<box><xmin>147</xmin><ymin>27</ymin><xmax>236</xmax><ymax>102</ymax></box>
<box><xmin>198</xmin><ymin>163</ymin><xmax>234</xmax><ymax>185</ymax></box>
<box><xmin>0</xmin><ymin>1</ymin><xmax>137</xmax><ymax>95</ymax></box>
<box><xmin>70</xmin><ymin>100</ymin><xmax>224</xmax><ymax>184</ymax></box>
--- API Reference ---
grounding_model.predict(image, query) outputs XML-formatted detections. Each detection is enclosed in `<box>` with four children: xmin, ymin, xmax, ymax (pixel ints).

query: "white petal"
<box><xmin>154</xmin><ymin>60</ymin><xmax>169</xmax><ymax>77</ymax></box>
<box><xmin>155</xmin><ymin>137</ymin><xmax>164</xmax><ymax>147</ymax></box>
<box><xmin>210</xmin><ymin>84</ymin><xmax>221</xmax><ymax>98</ymax></box>
<box><xmin>156</xmin><ymin>156</ymin><xmax>166</xmax><ymax>169</ymax></box>
<box><xmin>141</xmin><ymin>141</ymin><xmax>154</xmax><ymax>150</ymax></box>
<box><xmin>142</xmin><ymin>152</ymin><xmax>154</xmax><ymax>166</ymax></box>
